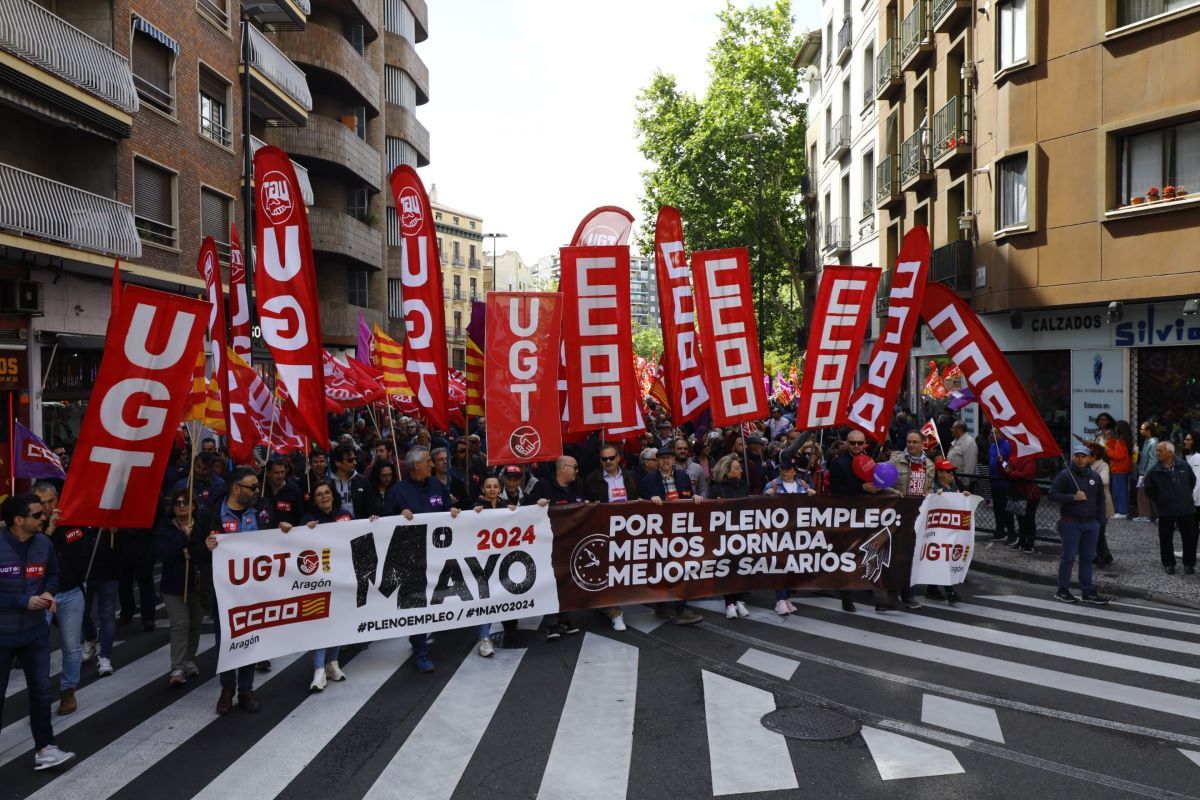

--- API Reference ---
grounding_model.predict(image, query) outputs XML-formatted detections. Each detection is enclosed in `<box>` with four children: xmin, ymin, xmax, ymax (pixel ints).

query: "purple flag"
<box><xmin>356</xmin><ymin>313</ymin><xmax>373</xmax><ymax>367</ymax></box>
<box><xmin>14</xmin><ymin>421</ymin><xmax>65</xmax><ymax>479</ymax></box>
<box><xmin>947</xmin><ymin>387</ymin><xmax>977</xmax><ymax>412</ymax></box>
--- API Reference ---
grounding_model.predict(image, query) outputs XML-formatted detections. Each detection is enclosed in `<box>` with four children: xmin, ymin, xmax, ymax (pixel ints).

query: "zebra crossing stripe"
<box><xmin>24</xmin><ymin>651</ymin><xmax>302</xmax><ymax>800</ymax></box>
<box><xmin>364</xmin><ymin>645</ymin><xmax>527</xmax><ymax>800</ymax></box>
<box><xmin>690</xmin><ymin>600</ymin><xmax>1200</xmax><ymax>721</ymax></box>
<box><xmin>702</xmin><ymin>670</ymin><xmax>799</xmax><ymax>795</ymax></box>
<box><xmin>0</xmin><ymin>639</ymin><xmax>212</xmax><ymax>769</ymax></box>
<box><xmin>978</xmin><ymin>595</ymin><xmax>1200</xmax><ymax>636</ymax></box>
<box><xmin>736</xmin><ymin>647</ymin><xmax>800</xmax><ymax>680</ymax></box>
<box><xmin>536</xmin><ymin>633</ymin><xmax>638</xmax><ymax>800</ymax></box>
<box><xmin>859</xmin><ymin>726</ymin><xmax>964</xmax><ymax>780</ymax></box>
<box><xmin>921</xmin><ymin>695</ymin><xmax>1005</xmax><ymax>743</ymax></box>
<box><xmin>196</xmin><ymin>640</ymin><xmax>411</xmax><ymax>800</ymax></box>
<box><xmin>790</xmin><ymin>596</ymin><xmax>1200</xmax><ymax>683</ymax></box>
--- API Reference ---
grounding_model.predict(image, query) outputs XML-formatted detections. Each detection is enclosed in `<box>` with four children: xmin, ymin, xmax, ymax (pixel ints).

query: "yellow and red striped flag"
<box><xmin>202</xmin><ymin>377</ymin><xmax>226</xmax><ymax>434</ymax></box>
<box><xmin>465</xmin><ymin>301</ymin><xmax>485</xmax><ymax>417</ymax></box>
<box><xmin>182</xmin><ymin>348</ymin><xmax>207</xmax><ymax>423</ymax></box>
<box><xmin>371</xmin><ymin>324</ymin><xmax>415</xmax><ymax>398</ymax></box>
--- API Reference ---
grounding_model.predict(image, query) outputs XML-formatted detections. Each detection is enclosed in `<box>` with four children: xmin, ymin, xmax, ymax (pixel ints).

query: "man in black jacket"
<box><xmin>329</xmin><ymin>444</ymin><xmax>369</xmax><ymax>519</ymax></box>
<box><xmin>38</xmin><ymin>483</ymin><xmax>91</xmax><ymax>716</ymax></box>
<box><xmin>261</xmin><ymin>458</ymin><xmax>304</xmax><ymax>528</ymax></box>
<box><xmin>1048</xmin><ymin>442</ymin><xmax>1111</xmax><ymax>604</ymax></box>
<box><xmin>1143</xmin><ymin>440</ymin><xmax>1198</xmax><ymax>576</ymax></box>
<box><xmin>583</xmin><ymin>445</ymin><xmax>639</xmax><ymax>503</ymax></box>
<box><xmin>524</xmin><ymin>456</ymin><xmax>584</xmax><ymax>638</ymax></box>
<box><xmin>638</xmin><ymin>447</ymin><xmax>697</xmax><ymax>504</ymax></box>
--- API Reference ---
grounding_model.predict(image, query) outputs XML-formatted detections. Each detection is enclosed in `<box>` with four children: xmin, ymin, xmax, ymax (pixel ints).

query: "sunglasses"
<box><xmin>847</xmin><ymin>441</ymin><xmax>866</xmax><ymax>446</ymax></box>
<box><xmin>601</xmin><ymin>455</ymin><xmax>618</xmax><ymax>462</ymax></box>
<box><xmin>25</xmin><ymin>511</ymin><xmax>45</xmax><ymax>519</ymax></box>
<box><xmin>236</xmin><ymin>483</ymin><xmax>260</xmax><ymax>491</ymax></box>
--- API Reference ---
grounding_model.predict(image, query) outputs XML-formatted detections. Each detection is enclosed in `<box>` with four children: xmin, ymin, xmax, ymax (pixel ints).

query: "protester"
<box><xmin>826</xmin><ymin>430</ymin><xmax>875</xmax><ymax>613</ymax></box>
<box><xmin>85</xmin><ymin>527</ymin><xmax>121</xmax><ymax>677</ymax></box>
<box><xmin>639</xmin><ymin>446</ymin><xmax>698</xmax><ymax>504</ymax></box>
<box><xmin>117</xmin><ymin>525</ymin><xmax>156</xmax><ymax>632</ymax></box>
<box><xmin>498</xmin><ymin>465</ymin><xmax>531</xmax><ymax>505</ymax></box>
<box><xmin>39</xmin><ymin>483</ymin><xmax>88</xmax><ymax>715</ymax></box>
<box><xmin>450</xmin><ymin>440</ymin><xmax>484</xmax><ymax>504</ymax></box>
<box><xmin>987</xmin><ymin>432</ymin><xmax>1018</xmax><ymax>542</ymax></box>
<box><xmin>946</xmin><ymin>422</ymin><xmax>978</xmax><ymax>481</ymax></box>
<box><xmin>301</xmin><ymin>481</ymin><xmax>354</xmax><ymax>691</ymax></box>
<box><xmin>926</xmin><ymin>460</ymin><xmax>965</xmax><ymax>605</ymax></box>
<box><xmin>262</xmin><ymin>458</ymin><xmax>304</xmax><ymax>528</ymax></box>
<box><xmin>362</xmin><ymin>460</ymin><xmax>397</xmax><ymax>518</ymax></box>
<box><xmin>0</xmin><ymin>495</ymin><xmax>74</xmax><ymax>770</ymax></box>
<box><xmin>472</xmin><ymin>477</ymin><xmax>520</xmax><ymax>655</ymax></box>
<box><xmin>1048</xmin><ymin>442</ymin><xmax>1110</xmax><ymax>605</ymax></box>
<box><xmin>524</xmin><ymin>456</ymin><xmax>586</xmax><ymax>638</ymax></box>
<box><xmin>886</xmin><ymin>432</ymin><xmax>932</xmax><ymax>609</ymax></box>
<box><xmin>1186</xmin><ymin>433</ymin><xmax>1200</xmax><ymax>542</ymax></box>
<box><xmin>1005</xmin><ymin>449</ymin><xmax>1041</xmax><ymax>555</ymax></box>
<box><xmin>1143</xmin><ymin>440</ymin><xmax>1198</xmax><ymax>575</ymax></box>
<box><xmin>674</xmin><ymin>437</ymin><xmax>708</xmax><ymax>499</ymax></box>
<box><xmin>329</xmin><ymin>444</ymin><xmax>368</xmax><ymax>519</ymax></box>
<box><xmin>1134</xmin><ymin>421</ymin><xmax>1161</xmax><ymax>522</ymax></box>
<box><xmin>1106</xmin><ymin>420</ymin><xmax>1134</xmax><ymax>519</ymax></box>
<box><xmin>762</xmin><ymin>451</ymin><xmax>815</xmax><ymax>616</ymax></box>
<box><xmin>155</xmin><ymin>489</ymin><xmax>205</xmax><ymax>688</ymax></box>
<box><xmin>710</xmin><ymin>454</ymin><xmax>752</xmax><ymax>619</ymax></box>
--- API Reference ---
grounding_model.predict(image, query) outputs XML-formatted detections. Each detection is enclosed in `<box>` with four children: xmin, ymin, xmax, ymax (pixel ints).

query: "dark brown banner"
<box><xmin>549</xmin><ymin>494</ymin><xmax>920</xmax><ymax>611</ymax></box>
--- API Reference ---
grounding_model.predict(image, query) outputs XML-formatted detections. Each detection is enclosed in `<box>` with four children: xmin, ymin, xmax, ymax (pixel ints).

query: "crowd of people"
<box><xmin>2</xmin><ymin>400</ymin><xmax>1198</xmax><ymax>772</ymax></box>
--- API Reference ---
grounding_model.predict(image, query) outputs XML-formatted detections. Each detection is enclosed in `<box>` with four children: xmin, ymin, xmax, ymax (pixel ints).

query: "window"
<box><xmin>384</xmin><ymin>0</ymin><xmax>416</xmax><ymax>41</ymax></box>
<box><xmin>469</xmin><ymin>277</ymin><xmax>477</xmax><ymax>300</ymax></box>
<box><xmin>997</xmin><ymin>0</ymin><xmax>1028</xmax><ymax>71</ymax></box>
<box><xmin>388</xmin><ymin>278</ymin><xmax>403</xmax><ymax>318</ymax></box>
<box><xmin>134</xmin><ymin>158</ymin><xmax>176</xmax><ymax>248</ymax></box>
<box><xmin>997</xmin><ymin>152</ymin><xmax>1029</xmax><ymax>229</ymax></box>
<box><xmin>861</xmin><ymin>151</ymin><xmax>875</xmax><ymax>218</ymax></box>
<box><xmin>200</xmin><ymin>187</ymin><xmax>232</xmax><ymax>260</ymax></box>
<box><xmin>469</xmin><ymin>221</ymin><xmax>476</xmax><ymax>229</ymax></box>
<box><xmin>386</xmin><ymin>207</ymin><xmax>401</xmax><ymax>246</ymax></box>
<box><xmin>453</xmin><ymin>274</ymin><xmax>462</xmax><ymax>299</ymax></box>
<box><xmin>347</xmin><ymin>187</ymin><xmax>369</xmax><ymax>221</ymax></box>
<box><xmin>385</xmin><ymin>66</ymin><xmax>416</xmax><ymax>109</ymax></box>
<box><xmin>1118</xmin><ymin>120</ymin><xmax>1200</xmax><ymax>204</ymax></box>
<box><xmin>452</xmin><ymin>348</ymin><xmax>465</xmax><ymax>372</ymax></box>
<box><xmin>131</xmin><ymin>24</ymin><xmax>176</xmax><ymax>114</ymax></box>
<box><xmin>348</xmin><ymin>271</ymin><xmax>368</xmax><ymax>307</ymax></box>
<box><xmin>469</xmin><ymin>244</ymin><xmax>477</xmax><ymax>267</ymax></box>
<box><xmin>352</xmin><ymin>106</ymin><xmax>367</xmax><ymax>140</ymax></box>
<box><xmin>437</xmin><ymin>236</ymin><xmax>446</xmax><ymax>264</ymax></box>
<box><xmin>453</xmin><ymin>216</ymin><xmax>459</xmax><ymax>224</ymax></box>
<box><xmin>1119</xmin><ymin>0</ymin><xmax>1199</xmax><ymax>26</ymax></box>
<box><xmin>863</xmin><ymin>46</ymin><xmax>875</xmax><ymax>109</ymax></box>
<box><xmin>346</xmin><ymin>23</ymin><xmax>366</xmax><ymax>55</ymax></box>
<box><xmin>386</xmin><ymin>137</ymin><xmax>418</xmax><ymax>172</ymax></box>
<box><xmin>197</xmin><ymin>0</ymin><xmax>229</xmax><ymax>29</ymax></box>
<box><xmin>453</xmin><ymin>310</ymin><xmax>462</xmax><ymax>335</ymax></box>
<box><xmin>198</xmin><ymin>67</ymin><xmax>230</xmax><ymax>147</ymax></box>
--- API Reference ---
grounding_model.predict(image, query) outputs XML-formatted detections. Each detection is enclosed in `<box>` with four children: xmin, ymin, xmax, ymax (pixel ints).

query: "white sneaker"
<box><xmin>310</xmin><ymin>668</ymin><xmax>327</xmax><ymax>692</ymax></box>
<box><xmin>611</xmin><ymin>614</ymin><xmax>627</xmax><ymax>632</ymax></box>
<box><xmin>785</xmin><ymin>600</ymin><xmax>798</xmax><ymax>614</ymax></box>
<box><xmin>96</xmin><ymin>657</ymin><xmax>113</xmax><ymax>677</ymax></box>
<box><xmin>1111</xmin><ymin>513</ymin><xmax>1127</xmax><ymax>520</ymax></box>
<box><xmin>33</xmin><ymin>745</ymin><xmax>74</xmax><ymax>771</ymax></box>
<box><xmin>774</xmin><ymin>600</ymin><xmax>792</xmax><ymax>616</ymax></box>
<box><xmin>477</xmin><ymin>638</ymin><xmax>494</xmax><ymax>658</ymax></box>
<box><xmin>735</xmin><ymin>601</ymin><xmax>751</xmax><ymax>618</ymax></box>
<box><xmin>725</xmin><ymin>603</ymin><xmax>738</xmax><ymax>619</ymax></box>
<box><xmin>325</xmin><ymin>661</ymin><xmax>346</xmax><ymax>682</ymax></box>
<box><xmin>81</xmin><ymin>640</ymin><xmax>96</xmax><ymax>662</ymax></box>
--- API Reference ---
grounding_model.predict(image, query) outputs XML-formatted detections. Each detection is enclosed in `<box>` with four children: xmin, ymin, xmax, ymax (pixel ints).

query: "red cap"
<box><xmin>934</xmin><ymin>459</ymin><xmax>956</xmax><ymax>472</ymax></box>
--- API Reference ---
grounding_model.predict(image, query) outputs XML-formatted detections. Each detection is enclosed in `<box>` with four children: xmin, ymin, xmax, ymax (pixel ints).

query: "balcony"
<box><xmin>0</xmin><ymin>0</ymin><xmax>139</xmax><ymax>136</ymax></box>
<box><xmin>875</xmin><ymin>268</ymin><xmax>893</xmax><ymax>316</ymax></box>
<box><xmin>875</xmin><ymin>38</ymin><xmax>902</xmax><ymax>100</ymax></box>
<box><xmin>933</xmin><ymin>0</ymin><xmax>971</xmax><ymax>34</ymax></box>
<box><xmin>801</xmin><ymin>167</ymin><xmax>817</xmax><ymax>201</ymax></box>
<box><xmin>384</xmin><ymin>102</ymin><xmax>430</xmax><ymax>166</ymax></box>
<box><xmin>384</xmin><ymin>26</ymin><xmax>429</xmax><ymax>104</ymax></box>
<box><xmin>248</xmin><ymin>136</ymin><xmax>314</xmax><ymax>206</ymax></box>
<box><xmin>469</xmin><ymin>258</ymin><xmax>481</xmax><ymax>269</ymax></box>
<box><xmin>242</xmin><ymin>24</ymin><xmax>312</xmax><ymax>125</ymax></box>
<box><xmin>823</xmin><ymin>217</ymin><xmax>850</xmax><ymax>255</ymax></box>
<box><xmin>445</xmin><ymin>327</ymin><xmax>465</xmax><ymax>343</ymax></box>
<box><xmin>932</xmin><ymin>95</ymin><xmax>971</xmax><ymax>167</ymax></box>
<box><xmin>267</xmin><ymin>115</ymin><xmax>381</xmax><ymax>191</ymax></box>
<box><xmin>900</xmin><ymin>128</ymin><xmax>933</xmax><ymax>190</ymax></box>
<box><xmin>244</xmin><ymin>0</ymin><xmax>310</xmax><ymax>31</ymax></box>
<box><xmin>0</xmin><ymin>161</ymin><xmax>141</xmax><ymax>261</ymax></box>
<box><xmin>826</xmin><ymin>115</ymin><xmax>851</xmax><ymax>161</ymax></box>
<box><xmin>308</xmin><ymin>207</ymin><xmax>382</xmax><ymax>270</ymax></box>
<box><xmin>875</xmin><ymin>155</ymin><xmax>901</xmax><ymax>208</ymax></box>
<box><xmin>862</xmin><ymin>196</ymin><xmax>875</xmax><ymax>220</ymax></box>
<box><xmin>930</xmin><ymin>240</ymin><xmax>973</xmax><ymax>291</ymax></box>
<box><xmin>319</xmin><ymin>301</ymin><xmax>383</xmax><ymax>341</ymax></box>
<box><xmin>836</xmin><ymin>17</ymin><xmax>852</xmax><ymax>65</ymax></box>
<box><xmin>901</xmin><ymin>0</ymin><xmax>934</xmax><ymax>70</ymax></box>
<box><xmin>273</xmin><ymin>24</ymin><xmax>380</xmax><ymax>114</ymax></box>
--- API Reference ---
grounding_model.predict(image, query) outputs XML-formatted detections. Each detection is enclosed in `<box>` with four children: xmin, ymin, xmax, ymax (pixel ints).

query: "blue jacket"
<box><xmin>638</xmin><ymin>468</ymin><xmax>695</xmax><ymax>501</ymax></box>
<box><xmin>384</xmin><ymin>476</ymin><xmax>451</xmax><ymax>516</ymax></box>
<box><xmin>0</xmin><ymin>529</ymin><xmax>59</xmax><ymax>643</ymax></box>
<box><xmin>155</xmin><ymin>520</ymin><xmax>198</xmax><ymax>597</ymax></box>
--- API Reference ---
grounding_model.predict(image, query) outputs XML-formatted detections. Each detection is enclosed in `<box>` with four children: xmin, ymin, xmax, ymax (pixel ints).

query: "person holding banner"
<box><xmin>155</xmin><ymin>489</ymin><xmax>206</xmax><ymax>688</ymax></box>
<box><xmin>639</xmin><ymin>447</ymin><xmax>699</xmax><ymax>504</ymax></box>
<box><xmin>472</xmin><ymin>477</ymin><xmax>521</xmax><ymax>655</ymax></box>
<box><xmin>523</xmin><ymin>457</ymin><xmax>585</xmax><ymax>639</ymax></box>
<box><xmin>763</xmin><ymin>452</ymin><xmax>816</xmax><ymax>616</ymax></box>
<box><xmin>582</xmin><ymin>445</ymin><xmax>640</xmax><ymax>633</ymax></box>
<box><xmin>301</xmin><ymin>481</ymin><xmax>354</xmax><ymax>691</ymax></box>
<box><xmin>885</xmin><ymin>432</ymin><xmax>933</xmax><ymax>610</ymax></box>
<box><xmin>361</xmin><ymin>461</ymin><xmax>397</xmax><ymax>519</ymax></box>
<box><xmin>925</xmin><ymin>460</ymin><xmax>966</xmax><ymax>606</ymax></box>
<box><xmin>710</xmin><ymin>455</ymin><xmax>753</xmax><ymax>619</ymax></box>
<box><xmin>262</xmin><ymin>459</ymin><xmax>305</xmax><ymax>529</ymax></box>
<box><xmin>1048</xmin><ymin>443</ymin><xmax>1111</xmax><ymax>605</ymax></box>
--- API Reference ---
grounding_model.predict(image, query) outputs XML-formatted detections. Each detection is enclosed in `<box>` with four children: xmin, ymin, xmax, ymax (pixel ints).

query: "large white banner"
<box><xmin>909</xmin><ymin>491</ymin><xmax>983</xmax><ymax>586</ymax></box>
<box><xmin>213</xmin><ymin>507</ymin><xmax>558</xmax><ymax>671</ymax></box>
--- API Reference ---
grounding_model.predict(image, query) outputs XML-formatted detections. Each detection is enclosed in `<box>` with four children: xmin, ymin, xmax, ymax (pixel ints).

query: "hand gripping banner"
<box><xmin>560</xmin><ymin>246</ymin><xmax>638</xmax><ymax>433</ymax></box>
<box><xmin>654</xmin><ymin>206</ymin><xmax>709</xmax><ymax>425</ymax></box>
<box><xmin>228</xmin><ymin>223</ymin><xmax>252</xmax><ymax>363</ymax></box>
<box><xmin>485</xmin><ymin>292</ymin><xmax>563</xmax><ymax>464</ymax></box>
<box><xmin>845</xmin><ymin>227</ymin><xmax>930</xmax><ymax>441</ymax></box>
<box><xmin>253</xmin><ymin>145</ymin><xmax>327</xmax><ymax>448</ymax></box>
<box><xmin>389</xmin><ymin>165</ymin><xmax>450</xmax><ymax>430</ymax></box>
<box><xmin>796</xmin><ymin>265</ymin><xmax>880</xmax><ymax>429</ymax></box>
<box><xmin>59</xmin><ymin>286</ymin><xmax>208</xmax><ymax>527</ymax></box>
<box><xmin>691</xmin><ymin>248</ymin><xmax>768</xmax><ymax>427</ymax></box>
<box><xmin>921</xmin><ymin>283</ymin><xmax>1062</xmax><ymax>459</ymax></box>
<box><xmin>196</xmin><ymin>236</ymin><xmax>230</xmax><ymax>435</ymax></box>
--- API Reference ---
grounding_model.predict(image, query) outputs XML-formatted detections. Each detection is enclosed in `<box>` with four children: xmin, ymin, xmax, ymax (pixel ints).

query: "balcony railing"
<box><xmin>469</xmin><ymin>258</ymin><xmax>481</xmax><ymax>269</ymax></box>
<box><xmin>446</xmin><ymin>327</ymin><xmax>465</xmax><ymax>342</ymax></box>
<box><xmin>875</xmin><ymin>268</ymin><xmax>893</xmax><ymax>316</ymax></box>
<box><xmin>0</xmin><ymin>0</ymin><xmax>139</xmax><ymax>115</ymax></box>
<box><xmin>452</xmin><ymin>289</ymin><xmax>462</xmax><ymax>300</ymax></box>
<box><xmin>452</xmin><ymin>255</ymin><xmax>464</xmax><ymax>266</ymax></box>
<box><xmin>242</xmin><ymin>24</ymin><xmax>312</xmax><ymax>113</ymax></box>
<box><xmin>930</xmin><ymin>240</ymin><xmax>973</xmax><ymax>290</ymax></box>
<box><xmin>826</xmin><ymin>115</ymin><xmax>851</xmax><ymax>160</ymax></box>
<box><xmin>933</xmin><ymin>0</ymin><xmax>970</xmax><ymax>33</ymax></box>
<box><xmin>875</xmin><ymin>38</ymin><xmax>901</xmax><ymax>98</ymax></box>
<box><xmin>824</xmin><ymin>217</ymin><xmax>850</xmax><ymax>253</ymax></box>
<box><xmin>875</xmin><ymin>155</ymin><xmax>901</xmax><ymax>207</ymax></box>
<box><xmin>0</xmin><ymin>161</ymin><xmax>141</xmax><ymax>259</ymax></box>
<box><xmin>244</xmin><ymin>0</ymin><xmax>310</xmax><ymax>29</ymax></box>
<box><xmin>248</xmin><ymin>136</ymin><xmax>314</xmax><ymax>205</ymax></box>
<box><xmin>836</xmin><ymin>17</ymin><xmax>852</xmax><ymax>64</ymax></box>
<box><xmin>802</xmin><ymin>166</ymin><xmax>817</xmax><ymax>199</ymax></box>
<box><xmin>863</xmin><ymin>196</ymin><xmax>874</xmax><ymax>219</ymax></box>
<box><xmin>901</xmin><ymin>0</ymin><xmax>933</xmax><ymax>66</ymax></box>
<box><xmin>932</xmin><ymin>95</ymin><xmax>971</xmax><ymax>164</ymax></box>
<box><xmin>900</xmin><ymin>128</ymin><xmax>932</xmax><ymax>186</ymax></box>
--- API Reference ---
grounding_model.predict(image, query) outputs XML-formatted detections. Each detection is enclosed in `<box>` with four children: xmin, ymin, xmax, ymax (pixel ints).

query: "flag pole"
<box><xmin>7</xmin><ymin>392</ymin><xmax>14</xmax><ymax>495</ymax></box>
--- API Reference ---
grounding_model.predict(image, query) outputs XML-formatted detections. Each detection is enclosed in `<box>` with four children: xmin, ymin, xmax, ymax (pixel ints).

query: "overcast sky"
<box><xmin>417</xmin><ymin>0</ymin><xmax>820</xmax><ymax>264</ymax></box>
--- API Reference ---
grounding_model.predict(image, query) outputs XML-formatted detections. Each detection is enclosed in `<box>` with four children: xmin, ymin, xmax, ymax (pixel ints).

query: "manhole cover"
<box><xmin>760</xmin><ymin>708</ymin><xmax>860</xmax><ymax>740</ymax></box>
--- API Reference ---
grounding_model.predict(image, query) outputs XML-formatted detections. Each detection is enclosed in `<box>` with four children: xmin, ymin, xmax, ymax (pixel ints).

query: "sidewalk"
<box><xmin>969</xmin><ymin>516</ymin><xmax>1200</xmax><ymax>608</ymax></box>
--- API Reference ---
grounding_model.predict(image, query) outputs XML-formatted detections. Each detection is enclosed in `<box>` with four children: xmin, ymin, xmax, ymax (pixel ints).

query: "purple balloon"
<box><xmin>872</xmin><ymin>461</ymin><xmax>898</xmax><ymax>489</ymax></box>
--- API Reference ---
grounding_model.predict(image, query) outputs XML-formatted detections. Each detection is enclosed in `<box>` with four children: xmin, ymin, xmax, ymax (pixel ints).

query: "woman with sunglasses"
<box><xmin>155</xmin><ymin>489</ymin><xmax>205</xmax><ymax>687</ymax></box>
<box><xmin>301</xmin><ymin>480</ymin><xmax>355</xmax><ymax>692</ymax></box>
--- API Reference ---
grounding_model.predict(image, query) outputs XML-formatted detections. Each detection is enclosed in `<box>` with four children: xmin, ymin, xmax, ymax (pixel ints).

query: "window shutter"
<box><xmin>134</xmin><ymin>160</ymin><xmax>172</xmax><ymax>224</ymax></box>
<box><xmin>201</xmin><ymin>189</ymin><xmax>229</xmax><ymax>243</ymax></box>
<box><xmin>199</xmin><ymin>68</ymin><xmax>226</xmax><ymax>103</ymax></box>
<box><xmin>132</xmin><ymin>31</ymin><xmax>170</xmax><ymax>93</ymax></box>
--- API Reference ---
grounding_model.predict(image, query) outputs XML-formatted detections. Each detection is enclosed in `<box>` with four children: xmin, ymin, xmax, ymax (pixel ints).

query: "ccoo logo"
<box><xmin>261</xmin><ymin>171</ymin><xmax>294</xmax><ymax>224</ymax></box>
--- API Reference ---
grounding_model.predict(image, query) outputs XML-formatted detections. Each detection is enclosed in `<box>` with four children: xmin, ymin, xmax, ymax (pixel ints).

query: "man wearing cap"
<box><xmin>1047</xmin><ymin>442</ymin><xmax>1111</xmax><ymax>605</ymax></box>
<box><xmin>497</xmin><ymin>465</ymin><xmax>530</xmax><ymax>505</ymax></box>
<box><xmin>639</xmin><ymin>447</ymin><xmax>698</xmax><ymax>505</ymax></box>
<box><xmin>1143</xmin><ymin>440</ymin><xmax>1198</xmax><ymax>576</ymax></box>
<box><xmin>655</xmin><ymin>420</ymin><xmax>675</xmax><ymax>450</ymax></box>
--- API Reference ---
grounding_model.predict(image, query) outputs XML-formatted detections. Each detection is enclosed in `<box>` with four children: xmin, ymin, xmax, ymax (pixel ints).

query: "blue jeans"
<box><xmin>311</xmin><ymin>646</ymin><xmax>340</xmax><ymax>669</ymax></box>
<box><xmin>0</xmin><ymin>629</ymin><xmax>54</xmax><ymax>749</ymax></box>
<box><xmin>410</xmin><ymin>633</ymin><xmax>429</xmax><ymax>658</ymax></box>
<box><xmin>1058</xmin><ymin>519</ymin><xmax>1099</xmax><ymax>593</ymax></box>
<box><xmin>88</xmin><ymin>579</ymin><xmax>118</xmax><ymax>659</ymax></box>
<box><xmin>1111</xmin><ymin>473</ymin><xmax>1130</xmax><ymax>515</ymax></box>
<box><xmin>54</xmin><ymin>587</ymin><xmax>85</xmax><ymax>691</ymax></box>
<box><xmin>212</xmin><ymin>602</ymin><xmax>255</xmax><ymax>692</ymax></box>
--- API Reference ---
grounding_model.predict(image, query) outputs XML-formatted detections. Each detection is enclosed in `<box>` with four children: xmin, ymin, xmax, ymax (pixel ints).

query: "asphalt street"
<box><xmin>2</xmin><ymin>572</ymin><xmax>1199</xmax><ymax>800</ymax></box>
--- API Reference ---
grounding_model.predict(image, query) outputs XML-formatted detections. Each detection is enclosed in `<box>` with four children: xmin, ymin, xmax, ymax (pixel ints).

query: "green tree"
<box><xmin>635</xmin><ymin>0</ymin><xmax>807</xmax><ymax>358</ymax></box>
<box><xmin>631</xmin><ymin>323</ymin><xmax>664</xmax><ymax>359</ymax></box>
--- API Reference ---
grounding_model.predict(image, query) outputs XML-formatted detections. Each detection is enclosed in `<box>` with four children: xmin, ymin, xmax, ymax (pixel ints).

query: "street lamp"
<box><xmin>483</xmin><ymin>232</ymin><xmax>507</xmax><ymax>294</ymax></box>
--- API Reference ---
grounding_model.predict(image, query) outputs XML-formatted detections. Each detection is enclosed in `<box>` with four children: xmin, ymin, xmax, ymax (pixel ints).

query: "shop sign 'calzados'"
<box><xmin>691</xmin><ymin>248</ymin><xmax>767</xmax><ymax>426</ymax></box>
<box><xmin>485</xmin><ymin>292</ymin><xmax>563</xmax><ymax>464</ymax></box>
<box><xmin>654</xmin><ymin>206</ymin><xmax>709</xmax><ymax>425</ymax></box>
<box><xmin>59</xmin><ymin>286</ymin><xmax>208</xmax><ymax>527</ymax></box>
<box><xmin>253</xmin><ymin>145</ymin><xmax>327</xmax><ymax>448</ymax></box>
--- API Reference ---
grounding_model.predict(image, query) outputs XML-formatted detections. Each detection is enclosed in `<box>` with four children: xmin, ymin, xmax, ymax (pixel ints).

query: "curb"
<box><xmin>971</xmin><ymin>557</ymin><xmax>1200</xmax><ymax>610</ymax></box>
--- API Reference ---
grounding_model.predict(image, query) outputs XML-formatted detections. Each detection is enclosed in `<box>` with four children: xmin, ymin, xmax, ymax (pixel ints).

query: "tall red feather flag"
<box><xmin>253</xmin><ymin>145</ymin><xmax>328</xmax><ymax>449</ymax></box>
<box><xmin>653</xmin><ymin>206</ymin><xmax>709</xmax><ymax>425</ymax></box>
<box><xmin>228</xmin><ymin>223</ymin><xmax>252</xmax><ymax>363</ymax></box>
<box><xmin>388</xmin><ymin>165</ymin><xmax>449</xmax><ymax>430</ymax></box>
<box><xmin>196</xmin><ymin>236</ymin><xmax>230</xmax><ymax>435</ymax></box>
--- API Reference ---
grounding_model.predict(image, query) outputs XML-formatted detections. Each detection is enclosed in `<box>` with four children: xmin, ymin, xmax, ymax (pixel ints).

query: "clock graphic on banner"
<box><xmin>570</xmin><ymin>534</ymin><xmax>609</xmax><ymax>592</ymax></box>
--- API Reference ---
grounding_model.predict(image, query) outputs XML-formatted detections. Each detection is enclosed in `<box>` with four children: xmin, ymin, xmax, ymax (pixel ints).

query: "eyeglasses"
<box><xmin>236</xmin><ymin>482</ymin><xmax>260</xmax><ymax>491</ymax></box>
<box><xmin>173</xmin><ymin>498</ymin><xmax>190</xmax><ymax>506</ymax></box>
